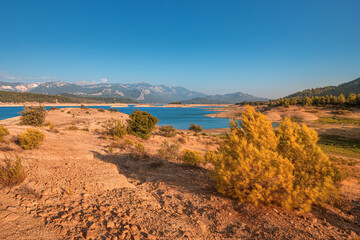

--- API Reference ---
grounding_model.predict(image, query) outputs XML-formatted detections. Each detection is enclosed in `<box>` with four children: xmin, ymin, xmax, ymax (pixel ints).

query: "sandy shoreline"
<box><xmin>0</xmin><ymin>102</ymin><xmax>231</xmax><ymax>108</ymax></box>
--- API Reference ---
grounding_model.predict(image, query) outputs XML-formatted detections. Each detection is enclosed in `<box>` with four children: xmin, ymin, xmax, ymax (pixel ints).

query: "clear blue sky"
<box><xmin>0</xmin><ymin>0</ymin><xmax>359</xmax><ymax>98</ymax></box>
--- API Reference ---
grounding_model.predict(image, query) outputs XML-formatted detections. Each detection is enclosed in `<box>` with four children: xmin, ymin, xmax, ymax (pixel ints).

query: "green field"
<box><xmin>318</xmin><ymin>134</ymin><xmax>360</xmax><ymax>158</ymax></box>
<box><xmin>318</xmin><ymin>117</ymin><xmax>360</xmax><ymax>125</ymax></box>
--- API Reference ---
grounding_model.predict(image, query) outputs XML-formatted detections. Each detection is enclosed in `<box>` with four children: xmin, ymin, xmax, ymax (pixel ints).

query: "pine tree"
<box><xmin>277</xmin><ymin>118</ymin><xmax>340</xmax><ymax>211</ymax></box>
<box><xmin>206</xmin><ymin>107</ymin><xmax>294</xmax><ymax>206</ymax></box>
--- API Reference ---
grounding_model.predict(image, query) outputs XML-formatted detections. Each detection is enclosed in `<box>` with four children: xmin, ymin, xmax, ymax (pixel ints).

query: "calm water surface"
<box><xmin>0</xmin><ymin>106</ymin><xmax>231</xmax><ymax>129</ymax></box>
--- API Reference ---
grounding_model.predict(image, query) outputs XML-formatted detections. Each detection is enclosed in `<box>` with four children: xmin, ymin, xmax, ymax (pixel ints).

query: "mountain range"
<box><xmin>0</xmin><ymin>81</ymin><xmax>267</xmax><ymax>103</ymax></box>
<box><xmin>286</xmin><ymin>77</ymin><xmax>360</xmax><ymax>98</ymax></box>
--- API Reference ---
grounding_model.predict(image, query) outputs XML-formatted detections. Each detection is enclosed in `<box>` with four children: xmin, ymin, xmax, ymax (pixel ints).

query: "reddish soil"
<box><xmin>0</xmin><ymin>107</ymin><xmax>359</xmax><ymax>239</ymax></box>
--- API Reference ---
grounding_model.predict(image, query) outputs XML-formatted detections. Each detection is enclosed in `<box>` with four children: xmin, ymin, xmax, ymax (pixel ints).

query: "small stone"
<box><xmin>42</xmin><ymin>189</ymin><xmax>50</xmax><ymax>196</ymax></box>
<box><xmin>147</xmin><ymin>234</ymin><xmax>157</xmax><ymax>240</ymax></box>
<box><xmin>107</xmin><ymin>220</ymin><xmax>115</xmax><ymax>229</ymax></box>
<box><xmin>131</xmin><ymin>225</ymin><xmax>139</xmax><ymax>233</ymax></box>
<box><xmin>85</xmin><ymin>229</ymin><xmax>97</xmax><ymax>239</ymax></box>
<box><xmin>132</xmin><ymin>235</ymin><xmax>140</xmax><ymax>240</ymax></box>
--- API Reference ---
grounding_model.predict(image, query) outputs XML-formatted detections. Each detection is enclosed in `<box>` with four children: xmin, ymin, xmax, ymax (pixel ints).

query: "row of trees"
<box><xmin>237</xmin><ymin>93</ymin><xmax>360</xmax><ymax>107</ymax></box>
<box><xmin>271</xmin><ymin>93</ymin><xmax>360</xmax><ymax>107</ymax></box>
<box><xmin>0</xmin><ymin>91</ymin><xmax>136</xmax><ymax>104</ymax></box>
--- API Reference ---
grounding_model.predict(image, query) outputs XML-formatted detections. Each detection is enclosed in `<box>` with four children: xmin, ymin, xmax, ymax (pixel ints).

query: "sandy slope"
<box><xmin>0</xmin><ymin>108</ymin><xmax>359</xmax><ymax>239</ymax></box>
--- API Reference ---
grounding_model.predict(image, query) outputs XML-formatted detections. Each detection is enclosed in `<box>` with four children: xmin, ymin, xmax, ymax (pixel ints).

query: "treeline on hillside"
<box><xmin>287</xmin><ymin>77</ymin><xmax>360</xmax><ymax>98</ymax></box>
<box><xmin>236</xmin><ymin>93</ymin><xmax>360</xmax><ymax>107</ymax></box>
<box><xmin>0</xmin><ymin>91</ymin><xmax>137</xmax><ymax>103</ymax></box>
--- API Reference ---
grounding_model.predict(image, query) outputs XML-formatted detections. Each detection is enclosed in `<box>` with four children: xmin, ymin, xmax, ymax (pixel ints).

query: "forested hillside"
<box><xmin>0</xmin><ymin>91</ymin><xmax>136</xmax><ymax>103</ymax></box>
<box><xmin>287</xmin><ymin>77</ymin><xmax>360</xmax><ymax>98</ymax></box>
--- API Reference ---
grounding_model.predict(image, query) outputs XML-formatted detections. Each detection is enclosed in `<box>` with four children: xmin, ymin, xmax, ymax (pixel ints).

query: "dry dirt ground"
<box><xmin>0</xmin><ymin>107</ymin><xmax>359</xmax><ymax>240</ymax></box>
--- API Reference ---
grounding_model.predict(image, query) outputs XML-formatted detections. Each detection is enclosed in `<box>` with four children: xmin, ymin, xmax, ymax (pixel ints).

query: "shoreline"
<box><xmin>0</xmin><ymin>102</ymin><xmax>231</xmax><ymax>108</ymax></box>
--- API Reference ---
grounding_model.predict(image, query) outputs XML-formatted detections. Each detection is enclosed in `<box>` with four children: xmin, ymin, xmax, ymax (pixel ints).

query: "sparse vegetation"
<box><xmin>0</xmin><ymin>125</ymin><xmax>10</xmax><ymax>141</ymax></box>
<box><xmin>177</xmin><ymin>136</ymin><xmax>186</xmax><ymax>144</ymax></box>
<box><xmin>189</xmin><ymin>123</ymin><xmax>202</xmax><ymax>133</ymax></box>
<box><xmin>135</xmin><ymin>142</ymin><xmax>145</xmax><ymax>154</ymax></box>
<box><xmin>127</xmin><ymin>110</ymin><xmax>159</xmax><ymax>140</ymax></box>
<box><xmin>205</xmin><ymin>107</ymin><xmax>340</xmax><ymax>211</ymax></box>
<box><xmin>19</xmin><ymin>105</ymin><xmax>46</xmax><ymax>126</ymax></box>
<box><xmin>102</xmin><ymin>119</ymin><xmax>127</xmax><ymax>138</ymax></box>
<box><xmin>331</xmin><ymin>109</ymin><xmax>351</xmax><ymax>115</ymax></box>
<box><xmin>68</xmin><ymin>125</ymin><xmax>79</xmax><ymax>130</ymax></box>
<box><xmin>98</xmin><ymin>108</ymin><xmax>106</xmax><ymax>112</ymax></box>
<box><xmin>318</xmin><ymin>135</ymin><xmax>360</xmax><ymax>158</ymax></box>
<box><xmin>157</xmin><ymin>140</ymin><xmax>179</xmax><ymax>161</ymax></box>
<box><xmin>0</xmin><ymin>155</ymin><xmax>26</xmax><ymax>187</ymax></box>
<box><xmin>158</xmin><ymin>125</ymin><xmax>177</xmax><ymax>137</ymax></box>
<box><xmin>318</xmin><ymin>117</ymin><xmax>360</xmax><ymax>125</ymax></box>
<box><xmin>182</xmin><ymin>149</ymin><xmax>204</xmax><ymax>166</ymax></box>
<box><xmin>109</xmin><ymin>108</ymin><xmax>119</xmax><ymax>112</ymax></box>
<box><xmin>18</xmin><ymin>129</ymin><xmax>45</xmax><ymax>150</ymax></box>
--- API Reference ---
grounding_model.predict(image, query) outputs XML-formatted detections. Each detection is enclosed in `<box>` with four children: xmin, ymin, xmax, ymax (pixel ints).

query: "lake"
<box><xmin>0</xmin><ymin>106</ymin><xmax>231</xmax><ymax>129</ymax></box>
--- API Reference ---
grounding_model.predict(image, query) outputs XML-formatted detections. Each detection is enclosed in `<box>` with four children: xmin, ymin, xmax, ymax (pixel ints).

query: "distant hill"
<box><xmin>0</xmin><ymin>80</ymin><xmax>266</xmax><ymax>104</ymax></box>
<box><xmin>287</xmin><ymin>77</ymin><xmax>360</xmax><ymax>98</ymax></box>
<box><xmin>0</xmin><ymin>91</ymin><xmax>136</xmax><ymax>104</ymax></box>
<box><xmin>181</xmin><ymin>97</ymin><xmax>229</xmax><ymax>104</ymax></box>
<box><xmin>181</xmin><ymin>92</ymin><xmax>268</xmax><ymax>104</ymax></box>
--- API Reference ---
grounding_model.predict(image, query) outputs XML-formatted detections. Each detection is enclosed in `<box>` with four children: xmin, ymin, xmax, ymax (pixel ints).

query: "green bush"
<box><xmin>158</xmin><ymin>125</ymin><xmax>177</xmax><ymax>137</ymax></box>
<box><xmin>0</xmin><ymin>155</ymin><xmax>26</xmax><ymax>187</ymax></box>
<box><xmin>0</xmin><ymin>125</ymin><xmax>10</xmax><ymax>141</ymax></box>
<box><xmin>183</xmin><ymin>149</ymin><xmax>204</xmax><ymax>166</ymax></box>
<box><xmin>18</xmin><ymin>129</ymin><xmax>45</xmax><ymax>150</ymax></box>
<box><xmin>157</xmin><ymin>140</ymin><xmax>179</xmax><ymax>161</ymax></box>
<box><xmin>19</xmin><ymin>105</ymin><xmax>46</xmax><ymax>126</ymax></box>
<box><xmin>205</xmin><ymin>106</ymin><xmax>340</xmax><ymax>211</ymax></box>
<box><xmin>189</xmin><ymin>123</ymin><xmax>202</xmax><ymax>133</ymax></box>
<box><xmin>102</xmin><ymin>119</ymin><xmax>127</xmax><ymax>138</ymax></box>
<box><xmin>98</xmin><ymin>108</ymin><xmax>106</xmax><ymax>112</ymax></box>
<box><xmin>127</xmin><ymin>110</ymin><xmax>159</xmax><ymax>139</ymax></box>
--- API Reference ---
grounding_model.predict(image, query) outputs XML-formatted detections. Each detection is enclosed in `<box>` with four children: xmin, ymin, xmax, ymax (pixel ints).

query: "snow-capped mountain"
<box><xmin>0</xmin><ymin>81</ymin><xmax>267</xmax><ymax>103</ymax></box>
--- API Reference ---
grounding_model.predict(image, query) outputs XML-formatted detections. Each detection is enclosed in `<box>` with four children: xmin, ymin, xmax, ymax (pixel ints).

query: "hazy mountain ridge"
<box><xmin>182</xmin><ymin>92</ymin><xmax>269</xmax><ymax>104</ymax></box>
<box><xmin>287</xmin><ymin>77</ymin><xmax>360</xmax><ymax>98</ymax></box>
<box><xmin>0</xmin><ymin>81</ymin><xmax>266</xmax><ymax>103</ymax></box>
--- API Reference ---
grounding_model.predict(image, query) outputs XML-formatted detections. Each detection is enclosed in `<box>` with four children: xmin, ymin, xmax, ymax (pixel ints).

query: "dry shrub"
<box><xmin>68</xmin><ymin>125</ymin><xmax>78</xmax><ymax>130</ymax></box>
<box><xmin>133</xmin><ymin>142</ymin><xmax>148</xmax><ymax>159</ymax></box>
<box><xmin>135</xmin><ymin>142</ymin><xmax>145</xmax><ymax>154</ymax></box>
<box><xmin>157</xmin><ymin>140</ymin><xmax>179</xmax><ymax>161</ymax></box>
<box><xmin>182</xmin><ymin>149</ymin><xmax>204</xmax><ymax>166</ymax></box>
<box><xmin>177</xmin><ymin>137</ymin><xmax>186</xmax><ymax>144</ymax></box>
<box><xmin>102</xmin><ymin>119</ymin><xmax>127</xmax><ymax>139</ymax></box>
<box><xmin>205</xmin><ymin>106</ymin><xmax>340</xmax><ymax>211</ymax></box>
<box><xmin>18</xmin><ymin>129</ymin><xmax>45</xmax><ymax>150</ymax></box>
<box><xmin>0</xmin><ymin>155</ymin><xmax>26</xmax><ymax>187</ymax></box>
<box><xmin>158</xmin><ymin>125</ymin><xmax>177</xmax><ymax>137</ymax></box>
<box><xmin>19</xmin><ymin>105</ymin><xmax>46</xmax><ymax>126</ymax></box>
<box><xmin>0</xmin><ymin>125</ymin><xmax>10</xmax><ymax>141</ymax></box>
<box><xmin>189</xmin><ymin>123</ymin><xmax>202</xmax><ymax>133</ymax></box>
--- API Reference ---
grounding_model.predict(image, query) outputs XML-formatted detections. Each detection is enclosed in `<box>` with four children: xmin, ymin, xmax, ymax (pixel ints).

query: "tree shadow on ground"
<box><xmin>92</xmin><ymin>151</ymin><xmax>216</xmax><ymax>197</ymax></box>
<box><xmin>312</xmin><ymin>199</ymin><xmax>360</xmax><ymax>235</ymax></box>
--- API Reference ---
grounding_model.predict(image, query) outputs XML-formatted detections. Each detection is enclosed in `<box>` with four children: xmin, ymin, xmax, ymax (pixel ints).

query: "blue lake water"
<box><xmin>0</xmin><ymin>106</ymin><xmax>231</xmax><ymax>129</ymax></box>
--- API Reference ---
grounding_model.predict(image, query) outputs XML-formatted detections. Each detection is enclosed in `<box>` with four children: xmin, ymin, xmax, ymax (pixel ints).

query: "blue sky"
<box><xmin>0</xmin><ymin>0</ymin><xmax>359</xmax><ymax>98</ymax></box>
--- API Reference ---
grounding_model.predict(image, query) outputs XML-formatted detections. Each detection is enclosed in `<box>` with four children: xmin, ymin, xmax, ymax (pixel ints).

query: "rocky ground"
<box><xmin>0</xmin><ymin>107</ymin><xmax>359</xmax><ymax>239</ymax></box>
